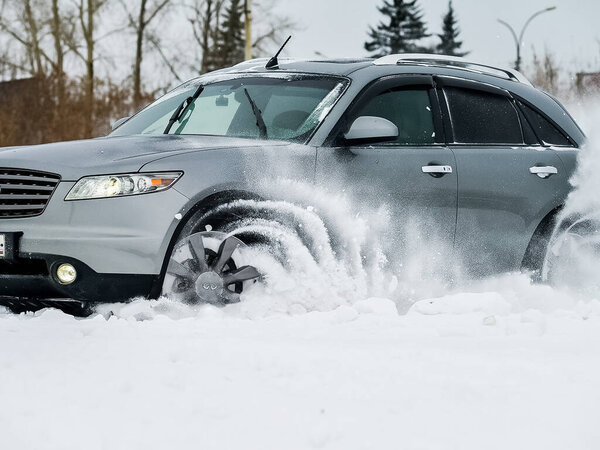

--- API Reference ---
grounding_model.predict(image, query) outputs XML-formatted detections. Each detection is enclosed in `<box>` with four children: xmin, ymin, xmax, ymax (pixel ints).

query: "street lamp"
<box><xmin>498</xmin><ymin>6</ymin><xmax>556</xmax><ymax>72</ymax></box>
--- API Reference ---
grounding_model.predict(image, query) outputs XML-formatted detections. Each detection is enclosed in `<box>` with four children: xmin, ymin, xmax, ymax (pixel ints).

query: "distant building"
<box><xmin>0</xmin><ymin>77</ymin><xmax>39</xmax><ymax>100</ymax></box>
<box><xmin>0</xmin><ymin>78</ymin><xmax>43</xmax><ymax>146</ymax></box>
<box><xmin>575</xmin><ymin>72</ymin><xmax>600</xmax><ymax>95</ymax></box>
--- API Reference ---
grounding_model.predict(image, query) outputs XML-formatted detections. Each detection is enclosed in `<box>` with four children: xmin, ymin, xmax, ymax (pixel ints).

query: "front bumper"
<box><xmin>0</xmin><ymin>181</ymin><xmax>191</xmax><ymax>305</ymax></box>
<box><xmin>0</xmin><ymin>253</ymin><xmax>158</xmax><ymax>303</ymax></box>
<box><xmin>0</xmin><ymin>182</ymin><xmax>190</xmax><ymax>275</ymax></box>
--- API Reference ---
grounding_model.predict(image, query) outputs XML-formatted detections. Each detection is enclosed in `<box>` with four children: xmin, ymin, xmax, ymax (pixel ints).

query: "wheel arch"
<box><xmin>521</xmin><ymin>205</ymin><xmax>564</xmax><ymax>276</ymax></box>
<box><xmin>148</xmin><ymin>188</ymin><xmax>264</xmax><ymax>298</ymax></box>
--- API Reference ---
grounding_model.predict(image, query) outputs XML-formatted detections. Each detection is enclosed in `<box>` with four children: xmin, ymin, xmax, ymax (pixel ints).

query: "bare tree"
<box><xmin>50</xmin><ymin>0</ymin><xmax>65</xmax><ymax>78</ymax></box>
<box><xmin>188</xmin><ymin>0</ymin><xmax>225</xmax><ymax>74</ymax></box>
<box><xmin>251</xmin><ymin>0</ymin><xmax>297</xmax><ymax>57</ymax></box>
<box><xmin>0</xmin><ymin>0</ymin><xmax>52</xmax><ymax>76</ymax></box>
<box><xmin>531</xmin><ymin>48</ymin><xmax>559</xmax><ymax>96</ymax></box>
<box><xmin>48</xmin><ymin>0</ymin><xmax>73</xmax><ymax>105</ymax></box>
<box><xmin>0</xmin><ymin>0</ymin><xmax>72</xmax><ymax>84</ymax></box>
<box><xmin>147</xmin><ymin>33</ymin><xmax>182</xmax><ymax>83</ymax></box>
<box><xmin>187</xmin><ymin>0</ymin><xmax>295</xmax><ymax>74</ymax></box>
<box><xmin>65</xmin><ymin>0</ymin><xmax>110</xmax><ymax>136</ymax></box>
<box><xmin>22</xmin><ymin>0</ymin><xmax>44</xmax><ymax>75</ymax></box>
<box><xmin>0</xmin><ymin>0</ymin><xmax>144</xmax><ymax>145</ymax></box>
<box><xmin>119</xmin><ymin>0</ymin><xmax>172</xmax><ymax>107</ymax></box>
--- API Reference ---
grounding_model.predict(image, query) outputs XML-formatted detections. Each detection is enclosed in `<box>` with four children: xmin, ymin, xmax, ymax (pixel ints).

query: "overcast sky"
<box><xmin>269</xmin><ymin>0</ymin><xmax>600</xmax><ymax>75</ymax></box>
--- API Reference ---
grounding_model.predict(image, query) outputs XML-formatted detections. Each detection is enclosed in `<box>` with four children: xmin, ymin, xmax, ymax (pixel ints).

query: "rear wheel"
<box><xmin>161</xmin><ymin>231</ymin><xmax>260</xmax><ymax>305</ymax></box>
<box><xmin>542</xmin><ymin>216</ymin><xmax>600</xmax><ymax>295</ymax></box>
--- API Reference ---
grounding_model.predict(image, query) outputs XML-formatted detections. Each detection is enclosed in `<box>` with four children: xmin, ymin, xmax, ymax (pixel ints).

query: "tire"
<box><xmin>541</xmin><ymin>215</ymin><xmax>600</xmax><ymax>295</ymax></box>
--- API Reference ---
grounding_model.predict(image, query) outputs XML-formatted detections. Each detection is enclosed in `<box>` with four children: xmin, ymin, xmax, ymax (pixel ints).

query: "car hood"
<box><xmin>0</xmin><ymin>135</ymin><xmax>285</xmax><ymax>181</ymax></box>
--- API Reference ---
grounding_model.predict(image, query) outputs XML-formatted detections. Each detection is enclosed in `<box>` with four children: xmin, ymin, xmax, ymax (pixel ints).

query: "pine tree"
<box><xmin>365</xmin><ymin>0</ymin><xmax>430</xmax><ymax>57</ymax></box>
<box><xmin>216</xmin><ymin>0</ymin><xmax>245</xmax><ymax>68</ymax></box>
<box><xmin>435</xmin><ymin>1</ymin><xmax>468</xmax><ymax>57</ymax></box>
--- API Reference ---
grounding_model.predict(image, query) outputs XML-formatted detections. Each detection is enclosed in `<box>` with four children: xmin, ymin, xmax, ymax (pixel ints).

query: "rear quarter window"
<box><xmin>518</xmin><ymin>101</ymin><xmax>571</xmax><ymax>146</ymax></box>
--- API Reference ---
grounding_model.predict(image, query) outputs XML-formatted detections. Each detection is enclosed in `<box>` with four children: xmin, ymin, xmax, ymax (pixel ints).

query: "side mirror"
<box><xmin>343</xmin><ymin>116</ymin><xmax>398</xmax><ymax>144</ymax></box>
<box><xmin>111</xmin><ymin>116</ymin><xmax>130</xmax><ymax>131</ymax></box>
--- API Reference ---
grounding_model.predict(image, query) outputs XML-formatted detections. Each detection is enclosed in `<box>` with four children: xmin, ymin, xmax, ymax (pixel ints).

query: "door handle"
<box><xmin>422</xmin><ymin>165</ymin><xmax>453</xmax><ymax>176</ymax></box>
<box><xmin>529</xmin><ymin>166</ymin><xmax>558</xmax><ymax>179</ymax></box>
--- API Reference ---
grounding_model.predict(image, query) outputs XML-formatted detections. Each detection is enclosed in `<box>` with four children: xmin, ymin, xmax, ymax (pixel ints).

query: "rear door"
<box><xmin>437</xmin><ymin>77</ymin><xmax>568</xmax><ymax>276</ymax></box>
<box><xmin>316</xmin><ymin>75</ymin><xmax>457</xmax><ymax>268</ymax></box>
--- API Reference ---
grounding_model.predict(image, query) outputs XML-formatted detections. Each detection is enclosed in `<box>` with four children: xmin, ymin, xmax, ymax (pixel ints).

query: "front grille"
<box><xmin>0</xmin><ymin>168</ymin><xmax>61</xmax><ymax>218</ymax></box>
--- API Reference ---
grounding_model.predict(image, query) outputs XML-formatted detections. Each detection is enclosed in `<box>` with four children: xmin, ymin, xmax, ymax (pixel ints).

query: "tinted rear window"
<box><xmin>518</xmin><ymin>101</ymin><xmax>571</xmax><ymax>146</ymax></box>
<box><xmin>445</xmin><ymin>87</ymin><xmax>523</xmax><ymax>144</ymax></box>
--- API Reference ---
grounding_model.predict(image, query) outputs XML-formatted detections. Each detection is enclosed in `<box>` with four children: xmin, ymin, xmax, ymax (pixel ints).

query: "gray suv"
<box><xmin>0</xmin><ymin>54</ymin><xmax>585</xmax><ymax>313</ymax></box>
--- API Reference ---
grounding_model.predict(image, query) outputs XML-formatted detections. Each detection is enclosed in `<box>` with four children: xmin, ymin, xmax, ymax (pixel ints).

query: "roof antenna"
<box><xmin>265</xmin><ymin>35</ymin><xmax>292</xmax><ymax>70</ymax></box>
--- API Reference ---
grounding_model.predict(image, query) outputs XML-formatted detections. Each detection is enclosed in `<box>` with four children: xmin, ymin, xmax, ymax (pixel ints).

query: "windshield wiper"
<box><xmin>243</xmin><ymin>88</ymin><xmax>268</xmax><ymax>140</ymax></box>
<box><xmin>164</xmin><ymin>84</ymin><xmax>204</xmax><ymax>134</ymax></box>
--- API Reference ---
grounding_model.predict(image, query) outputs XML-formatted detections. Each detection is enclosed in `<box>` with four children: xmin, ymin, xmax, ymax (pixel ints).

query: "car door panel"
<box><xmin>316</xmin><ymin>76</ymin><xmax>458</xmax><ymax>270</ymax></box>
<box><xmin>316</xmin><ymin>146</ymin><xmax>457</xmax><ymax>238</ymax></box>
<box><xmin>437</xmin><ymin>77</ymin><xmax>571</xmax><ymax>276</ymax></box>
<box><xmin>452</xmin><ymin>146</ymin><xmax>566</xmax><ymax>276</ymax></box>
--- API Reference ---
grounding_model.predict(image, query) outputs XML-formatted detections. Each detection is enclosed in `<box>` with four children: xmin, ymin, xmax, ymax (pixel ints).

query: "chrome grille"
<box><xmin>0</xmin><ymin>169</ymin><xmax>61</xmax><ymax>218</ymax></box>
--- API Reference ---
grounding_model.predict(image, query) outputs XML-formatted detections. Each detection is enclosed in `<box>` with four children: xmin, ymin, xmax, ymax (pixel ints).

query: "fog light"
<box><xmin>56</xmin><ymin>263</ymin><xmax>77</xmax><ymax>284</ymax></box>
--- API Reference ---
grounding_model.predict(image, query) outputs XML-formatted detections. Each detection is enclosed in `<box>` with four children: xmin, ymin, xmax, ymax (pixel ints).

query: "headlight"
<box><xmin>65</xmin><ymin>172</ymin><xmax>182</xmax><ymax>200</ymax></box>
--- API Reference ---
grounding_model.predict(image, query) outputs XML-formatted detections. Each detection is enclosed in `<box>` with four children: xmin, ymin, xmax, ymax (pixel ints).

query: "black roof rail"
<box><xmin>373</xmin><ymin>54</ymin><xmax>532</xmax><ymax>86</ymax></box>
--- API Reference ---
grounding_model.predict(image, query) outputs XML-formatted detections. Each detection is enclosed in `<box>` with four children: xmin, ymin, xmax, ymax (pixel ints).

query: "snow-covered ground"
<box><xmin>2</xmin><ymin>281</ymin><xmax>600</xmax><ymax>450</ymax></box>
<box><xmin>3</xmin><ymin>102</ymin><xmax>600</xmax><ymax>449</ymax></box>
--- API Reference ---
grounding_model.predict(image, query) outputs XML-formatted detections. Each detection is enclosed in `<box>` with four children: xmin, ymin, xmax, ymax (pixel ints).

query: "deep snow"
<box><xmin>2</xmin><ymin>284</ymin><xmax>600</xmax><ymax>450</ymax></box>
<box><xmin>3</xmin><ymin>101</ymin><xmax>600</xmax><ymax>449</ymax></box>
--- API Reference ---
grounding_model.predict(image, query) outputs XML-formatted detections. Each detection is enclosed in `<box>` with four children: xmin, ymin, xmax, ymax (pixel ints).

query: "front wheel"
<box><xmin>161</xmin><ymin>231</ymin><xmax>260</xmax><ymax>305</ymax></box>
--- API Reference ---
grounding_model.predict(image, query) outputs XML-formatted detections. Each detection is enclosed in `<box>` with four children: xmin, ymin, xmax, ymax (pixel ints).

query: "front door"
<box><xmin>316</xmin><ymin>75</ymin><xmax>458</xmax><ymax>272</ymax></box>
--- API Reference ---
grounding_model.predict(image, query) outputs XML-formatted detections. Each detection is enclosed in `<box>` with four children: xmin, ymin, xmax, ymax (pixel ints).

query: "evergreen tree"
<box><xmin>436</xmin><ymin>1</ymin><xmax>468</xmax><ymax>56</ymax></box>
<box><xmin>365</xmin><ymin>0</ymin><xmax>430</xmax><ymax>56</ymax></box>
<box><xmin>216</xmin><ymin>0</ymin><xmax>245</xmax><ymax>68</ymax></box>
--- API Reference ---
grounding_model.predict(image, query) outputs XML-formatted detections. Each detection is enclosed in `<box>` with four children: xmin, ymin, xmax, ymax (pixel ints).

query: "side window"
<box><xmin>352</xmin><ymin>88</ymin><xmax>435</xmax><ymax>145</ymax></box>
<box><xmin>444</xmin><ymin>87</ymin><xmax>523</xmax><ymax>144</ymax></box>
<box><xmin>518</xmin><ymin>101</ymin><xmax>571</xmax><ymax>146</ymax></box>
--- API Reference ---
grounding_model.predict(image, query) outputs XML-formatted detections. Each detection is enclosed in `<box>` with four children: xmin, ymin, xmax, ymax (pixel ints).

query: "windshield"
<box><xmin>111</xmin><ymin>75</ymin><xmax>348</xmax><ymax>143</ymax></box>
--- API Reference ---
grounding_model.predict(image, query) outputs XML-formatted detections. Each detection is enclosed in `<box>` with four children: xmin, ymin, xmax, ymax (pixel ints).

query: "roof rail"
<box><xmin>373</xmin><ymin>54</ymin><xmax>532</xmax><ymax>86</ymax></box>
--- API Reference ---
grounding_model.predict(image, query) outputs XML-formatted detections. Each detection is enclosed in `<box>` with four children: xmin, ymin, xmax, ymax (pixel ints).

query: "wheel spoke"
<box><xmin>220</xmin><ymin>289</ymin><xmax>241</xmax><ymax>304</ymax></box>
<box><xmin>213</xmin><ymin>236</ymin><xmax>240</xmax><ymax>273</ymax></box>
<box><xmin>188</xmin><ymin>234</ymin><xmax>209</xmax><ymax>272</ymax></box>
<box><xmin>171</xmin><ymin>279</ymin><xmax>194</xmax><ymax>295</ymax></box>
<box><xmin>223</xmin><ymin>265</ymin><xmax>261</xmax><ymax>286</ymax></box>
<box><xmin>167</xmin><ymin>259</ymin><xmax>194</xmax><ymax>280</ymax></box>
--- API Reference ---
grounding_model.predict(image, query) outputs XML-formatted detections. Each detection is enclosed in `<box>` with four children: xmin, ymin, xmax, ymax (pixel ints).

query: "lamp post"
<box><xmin>498</xmin><ymin>6</ymin><xmax>556</xmax><ymax>72</ymax></box>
